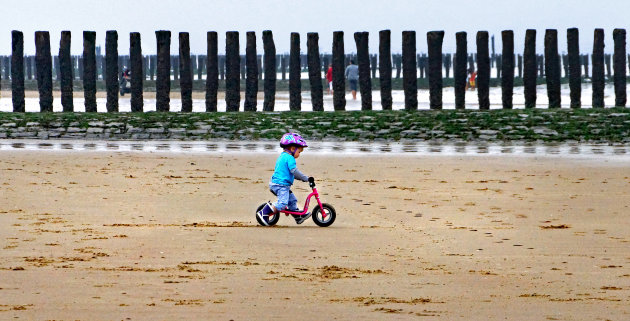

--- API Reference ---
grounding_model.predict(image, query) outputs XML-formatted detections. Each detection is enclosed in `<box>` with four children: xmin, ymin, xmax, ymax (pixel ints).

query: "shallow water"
<box><xmin>0</xmin><ymin>83</ymin><xmax>619</xmax><ymax>112</ymax></box>
<box><xmin>1</xmin><ymin>139</ymin><xmax>629</xmax><ymax>160</ymax></box>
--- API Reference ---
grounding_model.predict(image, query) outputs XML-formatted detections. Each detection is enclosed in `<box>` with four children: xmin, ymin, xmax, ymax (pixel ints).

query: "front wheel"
<box><xmin>312</xmin><ymin>203</ymin><xmax>336</xmax><ymax>227</ymax></box>
<box><xmin>255</xmin><ymin>203</ymin><xmax>280</xmax><ymax>227</ymax></box>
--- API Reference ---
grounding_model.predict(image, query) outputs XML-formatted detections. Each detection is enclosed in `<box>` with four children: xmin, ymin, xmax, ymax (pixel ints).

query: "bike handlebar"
<box><xmin>308</xmin><ymin>177</ymin><xmax>315</xmax><ymax>188</ymax></box>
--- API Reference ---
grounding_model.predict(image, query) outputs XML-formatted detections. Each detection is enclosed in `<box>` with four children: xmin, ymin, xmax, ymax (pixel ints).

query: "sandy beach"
<box><xmin>1</xmin><ymin>151</ymin><xmax>629</xmax><ymax>320</ymax></box>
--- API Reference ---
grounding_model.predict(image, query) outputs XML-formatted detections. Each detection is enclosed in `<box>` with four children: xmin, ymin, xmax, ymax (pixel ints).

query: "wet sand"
<box><xmin>0</xmin><ymin>151</ymin><xmax>629</xmax><ymax>319</ymax></box>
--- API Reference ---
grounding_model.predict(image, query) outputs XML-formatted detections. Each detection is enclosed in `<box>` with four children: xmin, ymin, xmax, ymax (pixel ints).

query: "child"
<box><xmin>257</xmin><ymin>133</ymin><xmax>312</xmax><ymax>226</ymax></box>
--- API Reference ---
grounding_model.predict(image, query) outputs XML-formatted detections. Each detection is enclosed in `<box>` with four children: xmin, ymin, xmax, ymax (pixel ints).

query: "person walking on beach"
<box><xmin>345</xmin><ymin>60</ymin><xmax>359</xmax><ymax>100</ymax></box>
<box><xmin>257</xmin><ymin>133</ymin><xmax>313</xmax><ymax>226</ymax></box>
<box><xmin>466</xmin><ymin>68</ymin><xmax>477</xmax><ymax>91</ymax></box>
<box><xmin>326</xmin><ymin>63</ymin><xmax>333</xmax><ymax>95</ymax></box>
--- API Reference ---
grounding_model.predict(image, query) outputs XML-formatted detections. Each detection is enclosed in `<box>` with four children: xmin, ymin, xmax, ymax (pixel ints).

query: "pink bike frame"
<box><xmin>279</xmin><ymin>186</ymin><xmax>326</xmax><ymax>218</ymax></box>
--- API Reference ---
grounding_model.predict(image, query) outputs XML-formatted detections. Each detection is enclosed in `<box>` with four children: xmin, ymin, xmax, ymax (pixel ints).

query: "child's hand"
<box><xmin>308</xmin><ymin>177</ymin><xmax>315</xmax><ymax>183</ymax></box>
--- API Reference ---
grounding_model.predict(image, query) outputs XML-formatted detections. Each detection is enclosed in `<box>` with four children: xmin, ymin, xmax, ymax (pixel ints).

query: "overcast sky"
<box><xmin>2</xmin><ymin>0</ymin><xmax>629</xmax><ymax>56</ymax></box>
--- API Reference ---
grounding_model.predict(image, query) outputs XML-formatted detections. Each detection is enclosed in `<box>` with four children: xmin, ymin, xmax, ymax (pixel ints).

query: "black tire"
<box><xmin>255</xmin><ymin>203</ymin><xmax>280</xmax><ymax>227</ymax></box>
<box><xmin>312</xmin><ymin>203</ymin><xmax>336</xmax><ymax>227</ymax></box>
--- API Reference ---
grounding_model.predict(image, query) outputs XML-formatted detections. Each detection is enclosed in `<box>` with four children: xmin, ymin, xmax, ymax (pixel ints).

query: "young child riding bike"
<box><xmin>257</xmin><ymin>133</ymin><xmax>313</xmax><ymax>226</ymax></box>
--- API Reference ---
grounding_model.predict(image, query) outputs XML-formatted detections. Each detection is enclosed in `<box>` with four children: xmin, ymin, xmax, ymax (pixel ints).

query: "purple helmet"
<box><xmin>280</xmin><ymin>133</ymin><xmax>308</xmax><ymax>148</ymax></box>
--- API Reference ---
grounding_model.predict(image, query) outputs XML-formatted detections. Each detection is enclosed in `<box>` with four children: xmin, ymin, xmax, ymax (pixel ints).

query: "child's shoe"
<box><xmin>293</xmin><ymin>212</ymin><xmax>312</xmax><ymax>225</ymax></box>
<box><xmin>257</xmin><ymin>202</ymin><xmax>275</xmax><ymax>226</ymax></box>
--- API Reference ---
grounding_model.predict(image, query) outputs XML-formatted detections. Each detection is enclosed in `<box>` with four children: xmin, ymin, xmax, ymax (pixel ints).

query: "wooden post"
<box><xmin>105</xmin><ymin>31</ymin><xmax>118</xmax><ymax>112</ymax></box>
<box><xmin>155</xmin><ymin>30</ymin><xmax>171</xmax><ymax>112</ymax></box>
<box><xmin>567</xmin><ymin>28</ymin><xmax>581</xmax><ymax>108</ymax></box>
<box><xmin>402</xmin><ymin>31</ymin><xmax>417</xmax><ymax>110</ymax></box>
<box><xmin>35</xmin><ymin>31</ymin><xmax>53</xmax><ymax>112</ymax></box>
<box><xmin>263</xmin><ymin>30</ymin><xmax>276</xmax><ymax>111</ymax></box>
<box><xmin>83</xmin><ymin>32</ymin><xmax>97</xmax><ymax>112</ymax></box>
<box><xmin>11</xmin><ymin>31</ymin><xmax>25</xmax><ymax>112</ymax></box>
<box><xmin>332</xmin><ymin>31</ymin><xmax>346</xmax><ymax>111</ymax></box>
<box><xmin>370</xmin><ymin>54</ymin><xmax>377</xmax><ymax>79</ymax></box>
<box><xmin>281</xmin><ymin>54</ymin><xmax>287</xmax><ymax>80</ymax></box>
<box><xmin>455</xmin><ymin>32</ymin><xmax>467</xmax><ymax>109</ymax></box>
<box><xmin>502</xmin><ymin>30</ymin><xmax>514</xmax><ymax>109</ymax></box>
<box><xmin>354</xmin><ymin>32</ymin><xmax>372</xmax><ymax>110</ymax></box>
<box><xmin>523</xmin><ymin>29</ymin><xmax>537</xmax><ymax>108</ymax></box>
<box><xmin>206</xmin><ymin>32</ymin><xmax>218</xmax><ymax>112</ymax></box>
<box><xmin>197</xmin><ymin>55</ymin><xmax>204</xmax><ymax>80</ymax></box>
<box><xmin>517</xmin><ymin>54</ymin><xmax>523</xmax><ymax>78</ymax></box>
<box><xmin>172</xmin><ymin>56</ymin><xmax>179</xmax><ymax>82</ymax></box>
<box><xmin>240</xmin><ymin>55</ymin><xmax>246</xmax><ymax>80</ymax></box>
<box><xmin>605</xmin><ymin>54</ymin><xmax>612</xmax><ymax>79</ymax></box>
<box><xmin>496</xmin><ymin>55</ymin><xmax>502</xmax><ymax>79</ymax></box>
<box><xmin>427</xmin><ymin>31</ymin><xmax>444</xmax><ymax>110</ymax></box>
<box><xmin>179</xmin><ymin>32</ymin><xmax>193</xmax><ymax>112</ymax></box>
<box><xmin>54</xmin><ymin>56</ymin><xmax>60</xmax><ymax>80</ymax></box>
<box><xmin>26</xmin><ymin>55</ymin><xmax>33</xmax><ymax>80</ymax></box>
<box><xmin>143</xmin><ymin>56</ymin><xmax>148</xmax><ymax>81</ymax></box>
<box><xmin>149</xmin><ymin>55</ymin><xmax>155</xmax><ymax>81</ymax></box>
<box><xmin>289</xmin><ymin>33</ymin><xmax>301</xmax><ymax>111</ymax></box>
<box><xmin>219</xmin><ymin>55</ymin><xmax>225</xmax><ymax>80</ymax></box>
<box><xmin>59</xmin><ymin>31</ymin><xmax>73</xmax><ymax>112</ymax></box>
<box><xmin>307</xmin><ymin>32</ymin><xmax>324</xmax><ymax>111</ymax></box>
<box><xmin>379</xmin><ymin>30</ymin><xmax>392</xmax><ymax>110</ymax></box>
<box><xmin>130</xmin><ymin>32</ymin><xmax>143</xmax><ymax>112</ymax></box>
<box><xmin>257</xmin><ymin>55</ymin><xmax>263</xmax><ymax>80</ymax></box>
<box><xmin>225</xmin><ymin>31</ymin><xmax>240</xmax><ymax>112</ymax></box>
<box><xmin>444</xmin><ymin>54</ymin><xmax>452</xmax><ymax>79</ymax></box>
<box><xmin>244</xmin><ymin>32</ymin><xmax>258</xmax><ymax>112</ymax></box>
<box><xmin>592</xmin><ymin>29</ymin><xmax>605</xmax><ymax>108</ymax></box>
<box><xmin>583</xmin><ymin>54</ymin><xmax>590</xmax><ymax>79</ymax></box>
<box><xmin>613</xmin><ymin>29</ymin><xmax>626</xmax><ymax>107</ymax></box>
<box><xmin>545</xmin><ymin>29</ymin><xmax>561</xmax><ymax>108</ymax></box>
<box><xmin>394</xmin><ymin>54</ymin><xmax>401</xmax><ymax>79</ymax></box>
<box><xmin>477</xmin><ymin>31</ymin><xmax>490</xmax><ymax>110</ymax></box>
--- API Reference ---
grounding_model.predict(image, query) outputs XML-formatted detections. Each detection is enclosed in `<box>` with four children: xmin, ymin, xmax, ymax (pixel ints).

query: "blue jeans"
<box><xmin>270</xmin><ymin>184</ymin><xmax>299</xmax><ymax>211</ymax></box>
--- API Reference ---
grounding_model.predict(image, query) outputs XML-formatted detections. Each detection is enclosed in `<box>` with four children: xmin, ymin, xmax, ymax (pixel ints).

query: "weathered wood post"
<box><xmin>35</xmin><ymin>31</ymin><xmax>53</xmax><ymax>112</ymax></box>
<box><xmin>289</xmin><ymin>33</ymin><xmax>301</xmax><ymax>111</ymax></box>
<box><xmin>394</xmin><ymin>54</ymin><xmax>402</xmax><ymax>79</ymax></box>
<box><xmin>354</xmin><ymin>31</ymin><xmax>372</xmax><ymax>110</ymax></box>
<box><xmin>83</xmin><ymin>31</ymin><xmax>97</xmax><ymax>112</ymax></box>
<box><xmin>582</xmin><ymin>54</ymin><xmax>590</xmax><ymax>79</ymax></box>
<box><xmin>156</xmin><ymin>30</ymin><xmax>171</xmax><ymax>112</ymax></box>
<box><xmin>54</xmin><ymin>56</ymin><xmax>60</xmax><ymax>80</ymax></box>
<box><xmin>332</xmin><ymin>31</ymin><xmax>346</xmax><ymax>111</ymax></box>
<box><xmin>517</xmin><ymin>54</ymin><xmax>523</xmax><ymax>78</ymax></box>
<box><xmin>11</xmin><ymin>31</ymin><xmax>25</xmax><ymax>112</ymax></box>
<box><xmin>263</xmin><ymin>30</ymin><xmax>276</xmax><ymax>111</ymax></box>
<box><xmin>130</xmin><ymin>32</ymin><xmax>143</xmax><ymax>112</ymax></box>
<box><xmin>545</xmin><ymin>29</ymin><xmax>561</xmax><ymax>108</ymax></box>
<box><xmin>206</xmin><ymin>32</ymin><xmax>218</xmax><ymax>112</ymax></box>
<box><xmin>240</xmin><ymin>55</ymin><xmax>246</xmax><ymax>80</ymax></box>
<box><xmin>605</xmin><ymin>54</ymin><xmax>612</xmax><ymax>79</ymax></box>
<box><xmin>477</xmin><ymin>31</ymin><xmax>490</xmax><ymax>110</ymax></box>
<box><xmin>379</xmin><ymin>30</ymin><xmax>392</xmax><ymax>110</ymax></box>
<box><xmin>105</xmin><ymin>31</ymin><xmax>118</xmax><ymax>112</ymax></box>
<box><xmin>225</xmin><ymin>31</ymin><xmax>240</xmax><ymax>112</ymax></box>
<box><xmin>59</xmin><ymin>31</ymin><xmax>74</xmax><ymax>112</ymax></box>
<box><xmin>523</xmin><ymin>29</ymin><xmax>537</xmax><ymax>108</ymax></box>
<box><xmin>281</xmin><ymin>54</ymin><xmax>287</xmax><ymax>80</ymax></box>
<box><xmin>257</xmin><ymin>55</ymin><xmax>263</xmax><ymax>81</ymax></box>
<box><xmin>172</xmin><ymin>56</ymin><xmax>179</xmax><ymax>82</ymax></box>
<box><xmin>455</xmin><ymin>32</ymin><xmax>467</xmax><ymax>109</ymax></box>
<box><xmin>26</xmin><ymin>55</ymin><xmax>33</xmax><ymax>80</ymax></box>
<box><xmin>496</xmin><ymin>55</ymin><xmax>502</xmax><ymax>79</ymax></box>
<box><xmin>502</xmin><ymin>30</ymin><xmax>514</xmax><ymax>109</ymax></box>
<box><xmin>592</xmin><ymin>29</ymin><xmax>605</xmax><ymax>108</ymax></box>
<box><xmin>197</xmin><ymin>55</ymin><xmax>204</xmax><ymax>80</ymax></box>
<box><xmin>307</xmin><ymin>33</ymin><xmax>324</xmax><ymax>111</ymax></box>
<box><xmin>219</xmin><ymin>55</ymin><xmax>225</xmax><ymax>80</ymax></box>
<box><xmin>244</xmin><ymin>32</ymin><xmax>258</xmax><ymax>112</ymax></box>
<box><xmin>402</xmin><ymin>31</ymin><xmax>417</xmax><ymax>110</ymax></box>
<box><xmin>179</xmin><ymin>32</ymin><xmax>193</xmax><ymax>112</ymax></box>
<box><xmin>567</xmin><ymin>28</ymin><xmax>581</xmax><ymax>108</ymax></box>
<box><xmin>562</xmin><ymin>54</ymin><xmax>569</xmax><ymax>79</ymax></box>
<box><xmin>613</xmin><ymin>28</ymin><xmax>626</xmax><ymax>107</ymax></box>
<box><xmin>427</xmin><ymin>31</ymin><xmax>444</xmax><ymax>110</ymax></box>
<box><xmin>149</xmin><ymin>55</ymin><xmax>155</xmax><ymax>81</ymax></box>
<box><xmin>444</xmin><ymin>54</ymin><xmax>452</xmax><ymax>79</ymax></box>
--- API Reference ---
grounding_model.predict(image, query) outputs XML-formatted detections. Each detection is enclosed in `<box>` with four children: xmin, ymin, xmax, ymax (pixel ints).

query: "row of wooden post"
<box><xmin>7</xmin><ymin>28</ymin><xmax>628</xmax><ymax>112</ymax></box>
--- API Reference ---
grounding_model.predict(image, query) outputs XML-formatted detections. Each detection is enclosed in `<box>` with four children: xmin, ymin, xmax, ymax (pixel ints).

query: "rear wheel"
<box><xmin>312</xmin><ymin>203</ymin><xmax>336</xmax><ymax>227</ymax></box>
<box><xmin>255</xmin><ymin>203</ymin><xmax>280</xmax><ymax>227</ymax></box>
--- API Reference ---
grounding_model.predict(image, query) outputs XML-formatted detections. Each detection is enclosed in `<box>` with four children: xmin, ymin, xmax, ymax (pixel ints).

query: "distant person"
<box><xmin>326</xmin><ymin>63</ymin><xmax>333</xmax><ymax>95</ymax></box>
<box><xmin>466</xmin><ymin>68</ymin><xmax>477</xmax><ymax>91</ymax></box>
<box><xmin>345</xmin><ymin>60</ymin><xmax>359</xmax><ymax>100</ymax></box>
<box><xmin>120</xmin><ymin>68</ymin><xmax>131</xmax><ymax>96</ymax></box>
